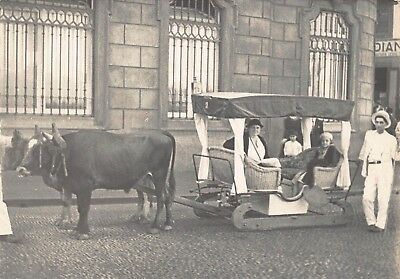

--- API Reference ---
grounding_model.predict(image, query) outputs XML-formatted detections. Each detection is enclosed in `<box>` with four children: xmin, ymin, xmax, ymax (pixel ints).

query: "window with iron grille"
<box><xmin>168</xmin><ymin>0</ymin><xmax>220</xmax><ymax>119</ymax></box>
<box><xmin>309</xmin><ymin>11</ymin><xmax>350</xmax><ymax>100</ymax></box>
<box><xmin>0</xmin><ymin>0</ymin><xmax>93</xmax><ymax>115</ymax></box>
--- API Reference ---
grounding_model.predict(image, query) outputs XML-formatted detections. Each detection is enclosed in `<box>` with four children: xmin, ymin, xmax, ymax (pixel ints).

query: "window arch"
<box><xmin>308</xmin><ymin>11</ymin><xmax>350</xmax><ymax>100</ymax></box>
<box><xmin>168</xmin><ymin>0</ymin><xmax>222</xmax><ymax>119</ymax></box>
<box><xmin>300</xmin><ymin>2</ymin><xmax>360</xmax><ymax>108</ymax></box>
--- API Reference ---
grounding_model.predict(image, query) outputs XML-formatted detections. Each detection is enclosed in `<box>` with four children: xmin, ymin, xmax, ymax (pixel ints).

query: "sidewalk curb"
<box><xmin>5</xmin><ymin>195</ymin><xmax>197</xmax><ymax>208</ymax></box>
<box><xmin>6</xmin><ymin>190</ymin><xmax>398</xmax><ymax>208</ymax></box>
<box><xmin>6</xmin><ymin>197</ymin><xmax>138</xmax><ymax>207</ymax></box>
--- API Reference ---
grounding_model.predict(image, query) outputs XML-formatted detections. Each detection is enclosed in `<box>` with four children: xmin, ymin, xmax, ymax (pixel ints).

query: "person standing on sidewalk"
<box><xmin>359</xmin><ymin>110</ymin><xmax>397</xmax><ymax>233</ymax></box>
<box><xmin>0</xmin><ymin>122</ymin><xmax>21</xmax><ymax>243</ymax></box>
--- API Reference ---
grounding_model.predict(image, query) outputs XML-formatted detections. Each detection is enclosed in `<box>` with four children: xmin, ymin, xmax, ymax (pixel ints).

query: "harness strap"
<box><xmin>50</xmin><ymin>150</ymin><xmax>68</xmax><ymax>177</ymax></box>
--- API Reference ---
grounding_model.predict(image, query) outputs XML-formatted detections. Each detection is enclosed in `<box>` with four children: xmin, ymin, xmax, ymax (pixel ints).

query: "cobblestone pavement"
<box><xmin>1</xmin><ymin>195</ymin><xmax>400</xmax><ymax>279</ymax></box>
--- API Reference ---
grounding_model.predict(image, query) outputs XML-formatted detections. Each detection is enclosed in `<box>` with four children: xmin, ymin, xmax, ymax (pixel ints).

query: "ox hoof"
<box><xmin>55</xmin><ymin>220</ymin><xmax>74</xmax><ymax>230</ymax></box>
<box><xmin>130</xmin><ymin>216</ymin><xmax>151</xmax><ymax>224</ymax></box>
<box><xmin>148</xmin><ymin>227</ymin><xmax>160</xmax><ymax>234</ymax></box>
<box><xmin>76</xmin><ymin>234</ymin><xmax>90</xmax><ymax>240</ymax></box>
<box><xmin>129</xmin><ymin>216</ymin><xmax>141</xmax><ymax>223</ymax></box>
<box><xmin>163</xmin><ymin>225</ymin><xmax>173</xmax><ymax>231</ymax></box>
<box><xmin>68</xmin><ymin>230</ymin><xmax>90</xmax><ymax>240</ymax></box>
<box><xmin>67</xmin><ymin>228</ymin><xmax>77</xmax><ymax>234</ymax></box>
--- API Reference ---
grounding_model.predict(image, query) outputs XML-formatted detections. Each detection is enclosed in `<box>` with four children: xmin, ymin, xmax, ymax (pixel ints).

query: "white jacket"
<box><xmin>359</xmin><ymin>130</ymin><xmax>397</xmax><ymax>177</ymax></box>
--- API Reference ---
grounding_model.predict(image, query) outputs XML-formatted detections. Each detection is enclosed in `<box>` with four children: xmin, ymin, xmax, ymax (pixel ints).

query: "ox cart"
<box><xmin>175</xmin><ymin>92</ymin><xmax>360</xmax><ymax>231</ymax></box>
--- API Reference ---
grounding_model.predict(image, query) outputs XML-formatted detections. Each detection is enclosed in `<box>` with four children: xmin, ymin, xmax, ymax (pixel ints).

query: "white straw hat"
<box><xmin>371</xmin><ymin>110</ymin><xmax>391</xmax><ymax>129</ymax></box>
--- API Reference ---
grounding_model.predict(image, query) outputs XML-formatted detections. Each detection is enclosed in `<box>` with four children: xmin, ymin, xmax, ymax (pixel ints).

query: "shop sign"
<box><xmin>375</xmin><ymin>39</ymin><xmax>400</xmax><ymax>57</ymax></box>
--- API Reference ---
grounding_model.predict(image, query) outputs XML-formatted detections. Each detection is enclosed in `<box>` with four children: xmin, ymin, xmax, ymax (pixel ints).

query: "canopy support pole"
<box><xmin>228</xmin><ymin>119</ymin><xmax>248</xmax><ymax>194</ymax></box>
<box><xmin>194</xmin><ymin>113</ymin><xmax>209</xmax><ymax>180</ymax></box>
<box><xmin>337</xmin><ymin>121</ymin><xmax>351</xmax><ymax>188</ymax></box>
<box><xmin>301</xmin><ymin>117</ymin><xmax>313</xmax><ymax>150</ymax></box>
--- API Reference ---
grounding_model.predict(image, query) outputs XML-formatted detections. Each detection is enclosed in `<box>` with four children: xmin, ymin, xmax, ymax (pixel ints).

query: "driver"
<box><xmin>359</xmin><ymin>110</ymin><xmax>397</xmax><ymax>233</ymax></box>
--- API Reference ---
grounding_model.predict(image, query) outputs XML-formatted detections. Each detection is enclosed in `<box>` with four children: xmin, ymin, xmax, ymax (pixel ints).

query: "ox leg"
<box><xmin>164</xmin><ymin>187</ymin><xmax>173</xmax><ymax>231</ymax></box>
<box><xmin>55</xmin><ymin>189</ymin><xmax>73</xmax><ymax>229</ymax></box>
<box><xmin>74</xmin><ymin>191</ymin><xmax>92</xmax><ymax>240</ymax></box>
<box><xmin>148</xmin><ymin>186</ymin><xmax>165</xmax><ymax>234</ymax></box>
<box><xmin>142</xmin><ymin>192</ymin><xmax>151</xmax><ymax>221</ymax></box>
<box><xmin>130</xmin><ymin>190</ymin><xmax>151</xmax><ymax>224</ymax></box>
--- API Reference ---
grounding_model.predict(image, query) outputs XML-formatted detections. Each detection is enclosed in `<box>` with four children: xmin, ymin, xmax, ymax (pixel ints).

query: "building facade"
<box><xmin>374</xmin><ymin>0</ymin><xmax>400</xmax><ymax>118</ymax></box>
<box><xmin>0</xmin><ymin>0</ymin><xmax>378</xmax><ymax>170</ymax></box>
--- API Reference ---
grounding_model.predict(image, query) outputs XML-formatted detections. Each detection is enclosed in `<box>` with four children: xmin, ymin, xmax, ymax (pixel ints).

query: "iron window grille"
<box><xmin>308</xmin><ymin>10</ymin><xmax>350</xmax><ymax>101</ymax></box>
<box><xmin>168</xmin><ymin>0</ymin><xmax>221</xmax><ymax>119</ymax></box>
<box><xmin>0</xmin><ymin>0</ymin><xmax>93</xmax><ymax>115</ymax></box>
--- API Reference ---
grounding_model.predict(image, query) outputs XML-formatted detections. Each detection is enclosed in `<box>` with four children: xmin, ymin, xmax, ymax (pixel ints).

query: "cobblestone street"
<box><xmin>1</xmin><ymin>195</ymin><xmax>400</xmax><ymax>279</ymax></box>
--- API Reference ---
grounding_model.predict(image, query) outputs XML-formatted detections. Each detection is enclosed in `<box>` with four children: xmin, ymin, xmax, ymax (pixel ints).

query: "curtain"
<box><xmin>0</xmin><ymin>202</ymin><xmax>12</xmax><ymax>235</ymax></box>
<box><xmin>337</xmin><ymin>121</ymin><xmax>351</xmax><ymax>188</ymax></box>
<box><xmin>301</xmin><ymin>117</ymin><xmax>313</xmax><ymax>150</ymax></box>
<box><xmin>194</xmin><ymin>113</ymin><xmax>209</xmax><ymax>180</ymax></box>
<box><xmin>0</xmin><ymin>134</ymin><xmax>12</xmax><ymax>235</ymax></box>
<box><xmin>228</xmin><ymin>118</ymin><xmax>248</xmax><ymax>194</ymax></box>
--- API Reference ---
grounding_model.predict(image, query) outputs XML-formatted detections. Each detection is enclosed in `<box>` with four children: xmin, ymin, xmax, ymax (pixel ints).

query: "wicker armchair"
<box><xmin>313</xmin><ymin>155</ymin><xmax>344</xmax><ymax>189</ymax></box>
<box><xmin>279</xmin><ymin>147</ymin><xmax>344</xmax><ymax>192</ymax></box>
<box><xmin>207</xmin><ymin>147</ymin><xmax>281</xmax><ymax>191</ymax></box>
<box><xmin>243</xmin><ymin>156</ymin><xmax>281</xmax><ymax>190</ymax></box>
<box><xmin>207</xmin><ymin>147</ymin><xmax>235</xmax><ymax>186</ymax></box>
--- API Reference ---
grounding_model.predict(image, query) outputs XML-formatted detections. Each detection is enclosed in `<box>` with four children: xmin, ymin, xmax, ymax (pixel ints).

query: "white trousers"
<box><xmin>362</xmin><ymin>163</ymin><xmax>394</xmax><ymax>229</ymax></box>
<box><xmin>0</xmin><ymin>174</ymin><xmax>12</xmax><ymax>236</ymax></box>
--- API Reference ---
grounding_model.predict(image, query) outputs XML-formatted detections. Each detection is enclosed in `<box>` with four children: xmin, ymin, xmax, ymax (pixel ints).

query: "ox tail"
<box><xmin>163</xmin><ymin>130</ymin><xmax>176</xmax><ymax>200</ymax></box>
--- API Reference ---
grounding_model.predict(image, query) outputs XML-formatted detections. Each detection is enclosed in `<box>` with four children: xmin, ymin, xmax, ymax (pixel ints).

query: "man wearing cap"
<box><xmin>359</xmin><ymin>110</ymin><xmax>397</xmax><ymax>232</ymax></box>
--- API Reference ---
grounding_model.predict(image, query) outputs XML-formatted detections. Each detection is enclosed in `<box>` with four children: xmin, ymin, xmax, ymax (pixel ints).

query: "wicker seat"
<box><xmin>206</xmin><ymin>147</ymin><xmax>235</xmax><ymax>186</ymax></box>
<box><xmin>313</xmin><ymin>155</ymin><xmax>344</xmax><ymax>189</ymax></box>
<box><xmin>208</xmin><ymin>147</ymin><xmax>281</xmax><ymax>191</ymax></box>
<box><xmin>244</xmin><ymin>156</ymin><xmax>281</xmax><ymax>190</ymax></box>
<box><xmin>279</xmin><ymin>147</ymin><xmax>344</xmax><ymax>191</ymax></box>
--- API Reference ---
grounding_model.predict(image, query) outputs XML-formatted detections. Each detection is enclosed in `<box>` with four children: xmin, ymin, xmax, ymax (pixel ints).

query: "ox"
<box><xmin>3</xmin><ymin>129</ymin><xmax>28</xmax><ymax>172</ymax></box>
<box><xmin>17</xmin><ymin>125</ymin><xmax>176</xmax><ymax>239</ymax></box>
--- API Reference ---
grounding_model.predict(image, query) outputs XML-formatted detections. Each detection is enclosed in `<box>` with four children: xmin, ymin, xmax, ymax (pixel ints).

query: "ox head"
<box><xmin>2</xmin><ymin>129</ymin><xmax>28</xmax><ymax>171</ymax></box>
<box><xmin>16</xmin><ymin>124</ymin><xmax>67</xmax><ymax>177</ymax></box>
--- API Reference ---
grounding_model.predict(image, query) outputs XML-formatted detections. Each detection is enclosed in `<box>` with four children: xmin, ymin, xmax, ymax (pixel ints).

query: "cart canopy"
<box><xmin>192</xmin><ymin>92</ymin><xmax>354</xmax><ymax>121</ymax></box>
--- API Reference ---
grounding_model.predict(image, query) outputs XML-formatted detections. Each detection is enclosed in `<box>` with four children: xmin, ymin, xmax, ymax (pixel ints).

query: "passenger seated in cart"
<box><xmin>223</xmin><ymin>118</ymin><xmax>281</xmax><ymax>168</ymax></box>
<box><xmin>283</xmin><ymin>130</ymin><xmax>303</xmax><ymax>157</ymax></box>
<box><xmin>297</xmin><ymin>132</ymin><xmax>341</xmax><ymax>188</ymax></box>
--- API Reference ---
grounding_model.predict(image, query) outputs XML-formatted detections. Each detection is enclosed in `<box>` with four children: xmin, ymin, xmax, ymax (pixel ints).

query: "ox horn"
<box><xmin>52</xmin><ymin>123</ymin><xmax>67</xmax><ymax>149</ymax></box>
<box><xmin>42</xmin><ymin>132</ymin><xmax>52</xmax><ymax>141</ymax></box>
<box><xmin>34</xmin><ymin>125</ymin><xmax>41</xmax><ymax>138</ymax></box>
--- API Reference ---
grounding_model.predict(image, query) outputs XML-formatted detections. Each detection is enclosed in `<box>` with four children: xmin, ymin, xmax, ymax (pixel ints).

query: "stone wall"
<box><xmin>233</xmin><ymin>0</ymin><xmax>307</xmax><ymax>95</ymax></box>
<box><xmin>108</xmin><ymin>0</ymin><xmax>160</xmax><ymax>130</ymax></box>
<box><xmin>355</xmin><ymin>0</ymin><xmax>378</xmax><ymax>132</ymax></box>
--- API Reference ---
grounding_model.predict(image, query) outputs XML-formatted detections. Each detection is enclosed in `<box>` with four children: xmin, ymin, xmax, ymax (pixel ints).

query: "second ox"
<box><xmin>17</xmin><ymin>125</ymin><xmax>176</xmax><ymax>239</ymax></box>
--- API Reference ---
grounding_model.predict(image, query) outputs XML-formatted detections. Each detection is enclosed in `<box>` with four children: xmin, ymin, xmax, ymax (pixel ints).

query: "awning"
<box><xmin>192</xmin><ymin>92</ymin><xmax>354</xmax><ymax>121</ymax></box>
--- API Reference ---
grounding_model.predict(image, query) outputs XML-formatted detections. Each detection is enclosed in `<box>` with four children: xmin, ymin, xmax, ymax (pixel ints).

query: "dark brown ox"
<box><xmin>17</xmin><ymin>125</ymin><xmax>176</xmax><ymax>239</ymax></box>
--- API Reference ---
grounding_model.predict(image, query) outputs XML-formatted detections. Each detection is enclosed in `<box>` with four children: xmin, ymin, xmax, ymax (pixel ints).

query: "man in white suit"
<box><xmin>359</xmin><ymin>110</ymin><xmax>397</xmax><ymax>232</ymax></box>
<box><xmin>0</xmin><ymin>123</ymin><xmax>20</xmax><ymax>243</ymax></box>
